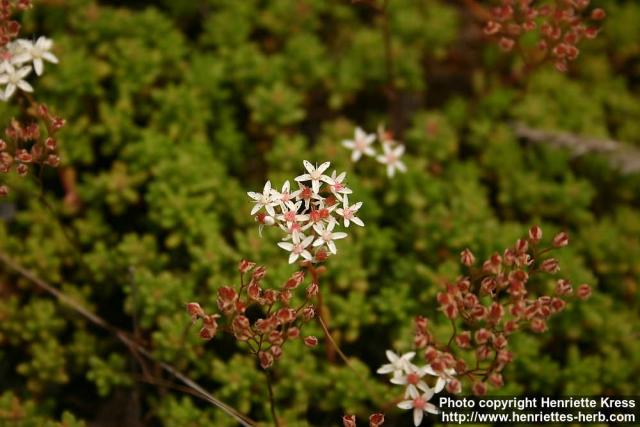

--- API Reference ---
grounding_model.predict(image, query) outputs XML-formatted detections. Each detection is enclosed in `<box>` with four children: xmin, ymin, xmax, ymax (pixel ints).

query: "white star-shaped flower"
<box><xmin>335</xmin><ymin>194</ymin><xmax>363</xmax><ymax>227</ymax></box>
<box><xmin>328</xmin><ymin>170</ymin><xmax>352</xmax><ymax>201</ymax></box>
<box><xmin>277</xmin><ymin>232</ymin><xmax>315</xmax><ymax>264</ymax></box>
<box><xmin>270</xmin><ymin>180</ymin><xmax>300</xmax><ymax>208</ymax></box>
<box><xmin>312</xmin><ymin>219</ymin><xmax>347</xmax><ymax>254</ymax></box>
<box><xmin>391</xmin><ymin>365</ymin><xmax>433</xmax><ymax>398</ymax></box>
<box><xmin>13</xmin><ymin>37</ymin><xmax>59</xmax><ymax>76</ymax></box>
<box><xmin>376</xmin><ymin>143</ymin><xmax>407</xmax><ymax>178</ymax></box>
<box><xmin>377</xmin><ymin>350</ymin><xmax>416</xmax><ymax>378</ymax></box>
<box><xmin>295</xmin><ymin>160</ymin><xmax>334</xmax><ymax>194</ymax></box>
<box><xmin>342</xmin><ymin>127</ymin><xmax>376</xmax><ymax>162</ymax></box>
<box><xmin>247</xmin><ymin>180</ymin><xmax>278</xmax><ymax>216</ymax></box>
<box><xmin>277</xmin><ymin>200</ymin><xmax>309</xmax><ymax>226</ymax></box>
<box><xmin>397</xmin><ymin>387</ymin><xmax>439</xmax><ymax>426</ymax></box>
<box><xmin>0</xmin><ymin>63</ymin><xmax>33</xmax><ymax>99</ymax></box>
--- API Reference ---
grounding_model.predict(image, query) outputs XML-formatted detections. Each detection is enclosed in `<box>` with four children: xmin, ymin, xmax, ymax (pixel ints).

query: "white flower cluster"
<box><xmin>247</xmin><ymin>160</ymin><xmax>364</xmax><ymax>264</ymax></box>
<box><xmin>0</xmin><ymin>36</ymin><xmax>58</xmax><ymax>101</ymax></box>
<box><xmin>377</xmin><ymin>350</ymin><xmax>455</xmax><ymax>426</ymax></box>
<box><xmin>341</xmin><ymin>124</ymin><xmax>407</xmax><ymax>178</ymax></box>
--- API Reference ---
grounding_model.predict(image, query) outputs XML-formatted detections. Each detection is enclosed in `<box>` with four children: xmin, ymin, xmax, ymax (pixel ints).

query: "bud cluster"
<box><xmin>248</xmin><ymin>160</ymin><xmax>364</xmax><ymax>264</ymax></box>
<box><xmin>408</xmin><ymin>226</ymin><xmax>590</xmax><ymax>403</ymax></box>
<box><xmin>0</xmin><ymin>1</ymin><xmax>31</xmax><ymax>48</ymax></box>
<box><xmin>0</xmin><ymin>1</ymin><xmax>63</xmax><ymax>197</ymax></box>
<box><xmin>483</xmin><ymin>0</ymin><xmax>606</xmax><ymax>72</ymax></box>
<box><xmin>187</xmin><ymin>260</ymin><xmax>320</xmax><ymax>369</ymax></box>
<box><xmin>342</xmin><ymin>125</ymin><xmax>406</xmax><ymax>178</ymax></box>
<box><xmin>0</xmin><ymin>105</ymin><xmax>64</xmax><ymax>197</ymax></box>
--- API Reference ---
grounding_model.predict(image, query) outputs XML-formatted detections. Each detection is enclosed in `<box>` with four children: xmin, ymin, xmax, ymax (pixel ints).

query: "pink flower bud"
<box><xmin>472</xmin><ymin>382</ymin><xmax>487</xmax><ymax>396</ymax></box>
<box><xmin>259</xmin><ymin>351</ymin><xmax>274</xmax><ymax>369</ymax></box>
<box><xmin>446</xmin><ymin>379</ymin><xmax>462</xmax><ymax>394</ymax></box>
<box><xmin>0</xmin><ymin>185</ymin><xmax>8</xmax><ymax>197</ymax></box>
<box><xmin>540</xmin><ymin>258</ymin><xmax>560</xmax><ymax>273</ymax></box>
<box><xmin>270</xmin><ymin>345</ymin><xmax>283</xmax><ymax>359</ymax></box>
<box><xmin>186</xmin><ymin>302</ymin><xmax>205</xmax><ymax>319</ymax></box>
<box><xmin>17</xmin><ymin>163</ymin><xmax>28</xmax><ymax>176</ymax></box>
<box><xmin>47</xmin><ymin>155</ymin><xmax>60</xmax><ymax>167</ymax></box>
<box><xmin>552</xmin><ymin>231</ymin><xmax>569</xmax><ymax>248</ymax></box>
<box><xmin>302</xmin><ymin>306</ymin><xmax>315</xmax><ymax>321</ymax></box>
<box><xmin>529</xmin><ymin>225</ymin><xmax>542</xmax><ymax>243</ymax></box>
<box><xmin>504</xmin><ymin>320</ymin><xmax>518</xmax><ymax>335</ymax></box>
<box><xmin>304</xmin><ymin>336</ymin><xmax>318</xmax><ymax>347</ymax></box>
<box><xmin>287</xmin><ymin>327</ymin><xmax>300</xmax><ymax>339</ymax></box>
<box><xmin>238</xmin><ymin>259</ymin><xmax>256</xmax><ymax>273</ymax></box>
<box><xmin>591</xmin><ymin>8</ymin><xmax>606</xmax><ymax>20</ymax></box>
<box><xmin>369</xmin><ymin>413</ymin><xmax>385</xmax><ymax>427</ymax></box>
<box><xmin>499</xmin><ymin>37</ymin><xmax>515</xmax><ymax>52</ymax></box>
<box><xmin>530</xmin><ymin>317</ymin><xmax>547</xmax><ymax>333</ymax></box>
<box><xmin>276</xmin><ymin>308</ymin><xmax>296</xmax><ymax>324</ymax></box>
<box><xmin>488</xmin><ymin>372</ymin><xmax>504</xmax><ymax>388</ymax></box>
<box><xmin>424</xmin><ymin>346</ymin><xmax>438</xmax><ymax>363</ymax></box>
<box><xmin>476</xmin><ymin>345</ymin><xmax>491</xmax><ymax>361</ymax></box>
<box><xmin>306</xmin><ymin>282</ymin><xmax>319</xmax><ymax>298</ymax></box>
<box><xmin>474</xmin><ymin>328</ymin><xmax>492</xmax><ymax>345</ymax></box>
<box><xmin>492</xmin><ymin>334</ymin><xmax>507</xmax><ymax>349</ymax></box>
<box><xmin>343</xmin><ymin>415</ymin><xmax>357</xmax><ymax>427</ymax></box>
<box><xmin>577</xmin><ymin>284</ymin><xmax>591</xmax><ymax>299</ymax></box>
<box><xmin>484</xmin><ymin>21</ymin><xmax>502</xmax><ymax>35</ymax></box>
<box><xmin>247</xmin><ymin>281</ymin><xmax>261</xmax><ymax>300</ymax></box>
<box><xmin>460</xmin><ymin>248</ymin><xmax>475</xmax><ymax>266</ymax></box>
<box><xmin>252</xmin><ymin>266</ymin><xmax>267</xmax><ymax>281</ymax></box>
<box><xmin>199</xmin><ymin>327</ymin><xmax>215</xmax><ymax>340</ymax></box>
<box><xmin>455</xmin><ymin>331</ymin><xmax>471</xmax><ymax>349</ymax></box>
<box><xmin>268</xmin><ymin>330</ymin><xmax>284</xmax><ymax>346</ymax></box>
<box><xmin>488</xmin><ymin>302</ymin><xmax>505</xmax><ymax>323</ymax></box>
<box><xmin>285</xmin><ymin>271</ymin><xmax>305</xmax><ymax>289</ymax></box>
<box><xmin>262</xmin><ymin>289</ymin><xmax>278</xmax><ymax>305</ymax></box>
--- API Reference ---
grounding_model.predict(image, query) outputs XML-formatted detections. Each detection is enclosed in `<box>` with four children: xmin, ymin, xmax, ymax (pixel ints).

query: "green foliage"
<box><xmin>0</xmin><ymin>0</ymin><xmax>638</xmax><ymax>425</ymax></box>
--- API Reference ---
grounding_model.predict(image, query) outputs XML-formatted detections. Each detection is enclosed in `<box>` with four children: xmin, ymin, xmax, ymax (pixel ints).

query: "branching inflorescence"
<box><xmin>483</xmin><ymin>0</ymin><xmax>606</xmax><ymax>72</ymax></box>
<box><xmin>379</xmin><ymin>225</ymin><xmax>591</xmax><ymax>426</ymax></box>
<box><xmin>0</xmin><ymin>0</ymin><xmax>64</xmax><ymax>197</ymax></box>
<box><xmin>248</xmin><ymin>160</ymin><xmax>364</xmax><ymax>263</ymax></box>
<box><xmin>187</xmin><ymin>261</ymin><xmax>319</xmax><ymax>370</ymax></box>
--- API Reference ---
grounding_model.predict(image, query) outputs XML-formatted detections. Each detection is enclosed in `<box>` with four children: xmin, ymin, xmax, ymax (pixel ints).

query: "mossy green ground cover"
<box><xmin>0</xmin><ymin>0</ymin><xmax>638</xmax><ymax>425</ymax></box>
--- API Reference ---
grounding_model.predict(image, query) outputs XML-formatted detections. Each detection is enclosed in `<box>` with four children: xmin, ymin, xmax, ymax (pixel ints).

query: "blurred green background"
<box><xmin>0</xmin><ymin>0</ymin><xmax>639</xmax><ymax>425</ymax></box>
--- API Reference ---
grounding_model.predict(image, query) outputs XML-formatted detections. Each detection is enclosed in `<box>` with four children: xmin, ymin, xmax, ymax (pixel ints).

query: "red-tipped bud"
<box><xmin>287</xmin><ymin>327</ymin><xmax>300</xmax><ymax>340</ymax></box>
<box><xmin>472</xmin><ymin>382</ymin><xmax>488</xmax><ymax>396</ymax></box>
<box><xmin>552</xmin><ymin>231</ymin><xmax>569</xmax><ymax>247</ymax></box>
<box><xmin>530</xmin><ymin>317</ymin><xmax>547</xmax><ymax>333</ymax></box>
<box><xmin>186</xmin><ymin>302</ymin><xmax>205</xmax><ymax>319</ymax></box>
<box><xmin>343</xmin><ymin>415</ymin><xmax>357</xmax><ymax>427</ymax></box>
<box><xmin>484</xmin><ymin>21</ymin><xmax>502</xmax><ymax>35</ymax></box>
<box><xmin>577</xmin><ymin>284</ymin><xmax>592</xmax><ymax>299</ymax></box>
<box><xmin>302</xmin><ymin>306</ymin><xmax>315</xmax><ymax>321</ymax></box>
<box><xmin>259</xmin><ymin>351</ymin><xmax>274</xmax><ymax>369</ymax></box>
<box><xmin>540</xmin><ymin>258</ymin><xmax>560</xmax><ymax>273</ymax></box>
<box><xmin>460</xmin><ymin>248</ymin><xmax>475</xmax><ymax>266</ymax></box>
<box><xmin>446</xmin><ymin>379</ymin><xmax>462</xmax><ymax>394</ymax></box>
<box><xmin>455</xmin><ymin>331</ymin><xmax>471</xmax><ymax>349</ymax></box>
<box><xmin>304</xmin><ymin>336</ymin><xmax>318</xmax><ymax>347</ymax></box>
<box><xmin>499</xmin><ymin>37</ymin><xmax>515</xmax><ymax>52</ymax></box>
<box><xmin>369</xmin><ymin>413</ymin><xmax>385</xmax><ymax>427</ymax></box>
<box><xmin>591</xmin><ymin>8</ymin><xmax>606</xmax><ymax>20</ymax></box>
<box><xmin>238</xmin><ymin>259</ymin><xmax>256</xmax><ymax>273</ymax></box>
<box><xmin>529</xmin><ymin>225</ymin><xmax>542</xmax><ymax>243</ymax></box>
<box><xmin>307</xmin><ymin>282</ymin><xmax>319</xmax><ymax>298</ymax></box>
<box><xmin>488</xmin><ymin>372</ymin><xmax>504</xmax><ymax>388</ymax></box>
<box><xmin>474</xmin><ymin>328</ymin><xmax>492</xmax><ymax>345</ymax></box>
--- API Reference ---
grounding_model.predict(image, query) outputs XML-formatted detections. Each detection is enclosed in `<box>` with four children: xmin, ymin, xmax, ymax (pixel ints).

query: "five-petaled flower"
<box><xmin>342</xmin><ymin>127</ymin><xmax>376</xmax><ymax>162</ymax></box>
<box><xmin>377</xmin><ymin>143</ymin><xmax>407</xmax><ymax>178</ymax></box>
<box><xmin>397</xmin><ymin>387</ymin><xmax>439</xmax><ymax>426</ymax></box>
